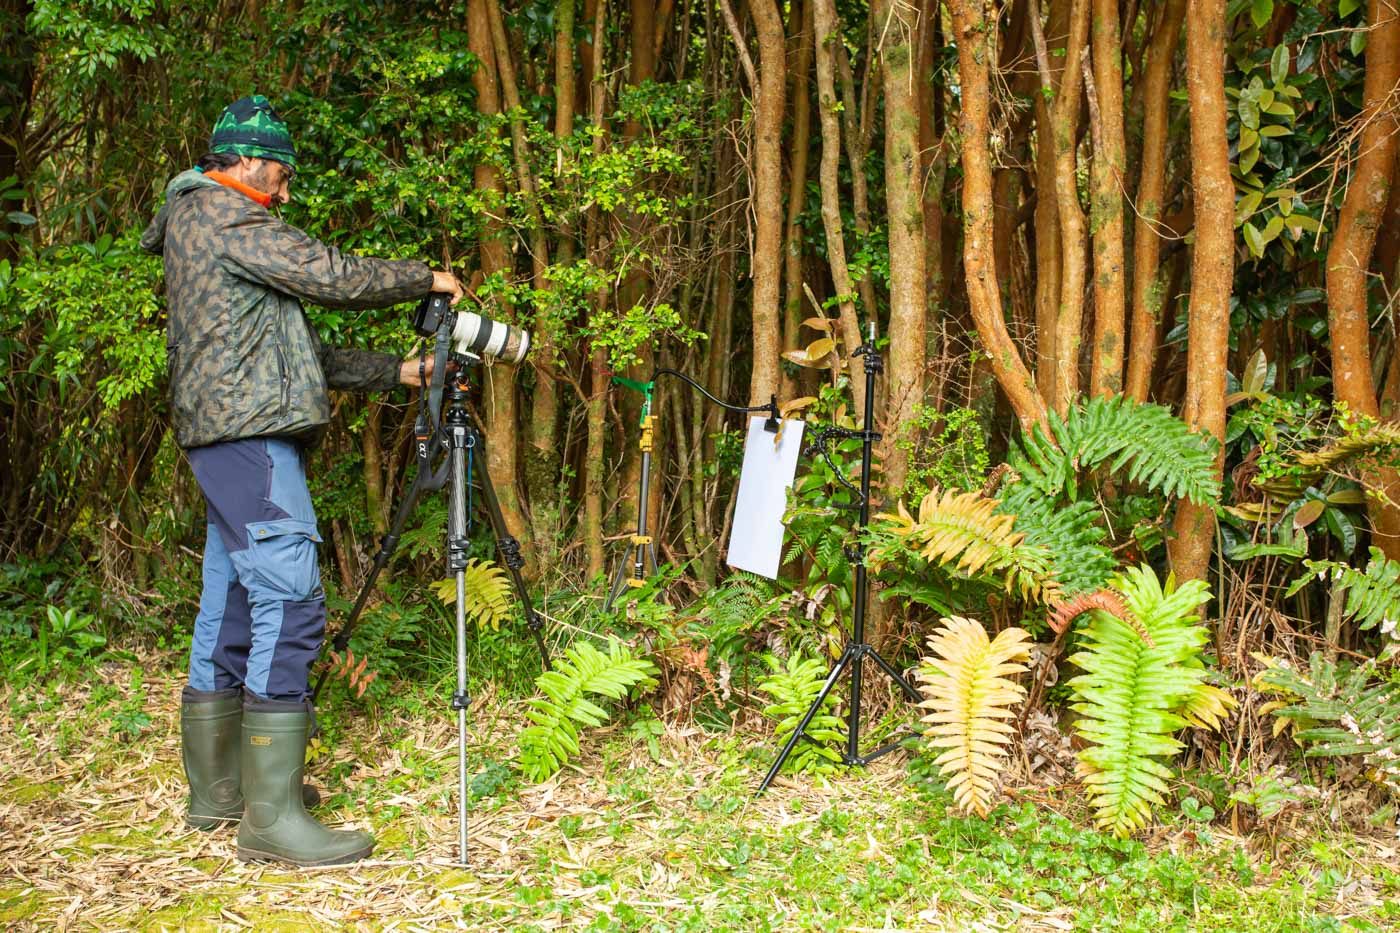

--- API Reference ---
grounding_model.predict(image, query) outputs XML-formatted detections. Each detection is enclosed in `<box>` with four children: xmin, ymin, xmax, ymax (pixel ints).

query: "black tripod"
<box><xmin>756</xmin><ymin>330</ymin><xmax>920</xmax><ymax>794</ymax></box>
<box><xmin>311</xmin><ymin>354</ymin><xmax>549</xmax><ymax>865</ymax></box>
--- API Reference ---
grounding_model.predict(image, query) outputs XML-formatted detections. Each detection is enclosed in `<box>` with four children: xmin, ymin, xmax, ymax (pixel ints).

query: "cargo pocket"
<box><xmin>243</xmin><ymin>518</ymin><xmax>323</xmax><ymax>600</ymax></box>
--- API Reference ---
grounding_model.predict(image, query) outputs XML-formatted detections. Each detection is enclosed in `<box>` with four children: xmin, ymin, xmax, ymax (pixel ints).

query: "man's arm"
<box><xmin>216</xmin><ymin>196</ymin><xmax>434</xmax><ymax>309</ymax></box>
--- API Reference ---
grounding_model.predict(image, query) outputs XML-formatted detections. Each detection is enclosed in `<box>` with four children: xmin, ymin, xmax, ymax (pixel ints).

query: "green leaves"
<box><xmin>518</xmin><ymin>639</ymin><xmax>658</xmax><ymax>783</ymax></box>
<box><xmin>758</xmin><ymin>652</ymin><xmax>846</xmax><ymax>775</ymax></box>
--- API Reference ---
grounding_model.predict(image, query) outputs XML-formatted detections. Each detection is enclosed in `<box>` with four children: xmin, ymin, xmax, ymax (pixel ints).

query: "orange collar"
<box><xmin>205</xmin><ymin>170</ymin><xmax>273</xmax><ymax>208</ymax></box>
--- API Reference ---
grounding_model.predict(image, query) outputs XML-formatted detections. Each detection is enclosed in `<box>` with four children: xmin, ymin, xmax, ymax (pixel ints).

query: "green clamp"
<box><xmin>611</xmin><ymin>375</ymin><xmax>655</xmax><ymax>423</ymax></box>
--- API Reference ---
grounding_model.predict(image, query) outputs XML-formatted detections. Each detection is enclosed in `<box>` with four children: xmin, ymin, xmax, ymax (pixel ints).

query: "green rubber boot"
<box><xmin>236</xmin><ymin>700</ymin><xmax>374</xmax><ymax>867</ymax></box>
<box><xmin>181</xmin><ymin>688</ymin><xmax>322</xmax><ymax>830</ymax></box>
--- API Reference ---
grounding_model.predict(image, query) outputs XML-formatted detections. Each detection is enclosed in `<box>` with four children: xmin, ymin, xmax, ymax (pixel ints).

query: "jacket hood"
<box><xmin>140</xmin><ymin>169</ymin><xmax>221</xmax><ymax>255</ymax></box>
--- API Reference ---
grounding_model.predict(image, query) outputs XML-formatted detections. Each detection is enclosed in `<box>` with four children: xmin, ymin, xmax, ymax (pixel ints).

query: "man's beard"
<box><xmin>249</xmin><ymin>163</ymin><xmax>285</xmax><ymax>206</ymax></box>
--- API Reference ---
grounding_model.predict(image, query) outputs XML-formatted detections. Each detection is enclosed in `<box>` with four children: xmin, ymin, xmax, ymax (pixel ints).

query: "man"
<box><xmin>142</xmin><ymin>94</ymin><xmax>460</xmax><ymax>867</ymax></box>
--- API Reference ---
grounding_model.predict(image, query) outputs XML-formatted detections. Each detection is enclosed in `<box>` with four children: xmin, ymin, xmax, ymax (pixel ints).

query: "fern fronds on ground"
<box><xmin>916</xmin><ymin>617</ymin><xmax>1032</xmax><ymax>817</ymax></box>
<box><xmin>518</xmin><ymin>639</ymin><xmax>658</xmax><ymax>782</ymax></box>
<box><xmin>430</xmin><ymin>558</ymin><xmax>513</xmax><ymax>629</ymax></box>
<box><xmin>876</xmin><ymin>486</ymin><xmax>1060</xmax><ymax>602</ymax></box>
<box><xmin>758</xmin><ymin>653</ymin><xmax>846</xmax><ymax>775</ymax></box>
<box><xmin>1288</xmin><ymin>548</ymin><xmax>1400</xmax><ymax>650</ymax></box>
<box><xmin>997</xmin><ymin>482</ymin><xmax>1116</xmax><ymax>596</ymax></box>
<box><xmin>1068</xmin><ymin>565</ymin><xmax>1232</xmax><ymax>837</ymax></box>
<box><xmin>1253</xmin><ymin>653</ymin><xmax>1400</xmax><ymax>791</ymax></box>
<box><xmin>1255</xmin><ymin>422</ymin><xmax>1400</xmax><ymax>501</ymax></box>
<box><xmin>1008</xmin><ymin>394</ymin><xmax>1221</xmax><ymax>505</ymax></box>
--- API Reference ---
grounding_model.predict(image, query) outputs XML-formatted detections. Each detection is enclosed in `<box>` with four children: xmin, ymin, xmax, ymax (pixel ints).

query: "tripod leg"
<box><xmin>866</xmin><ymin>647</ymin><xmax>921</xmax><ymax>702</ymax></box>
<box><xmin>605</xmin><ymin>550</ymin><xmax>632</xmax><ymax>612</ymax></box>
<box><xmin>470</xmin><ymin>440</ymin><xmax>551</xmax><ymax>671</ymax></box>
<box><xmin>756</xmin><ymin>648</ymin><xmax>853</xmax><ymax>795</ymax></box>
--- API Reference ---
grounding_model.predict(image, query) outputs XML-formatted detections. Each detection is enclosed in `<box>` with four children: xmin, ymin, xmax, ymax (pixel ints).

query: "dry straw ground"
<box><xmin>2</xmin><ymin>651</ymin><xmax>1399</xmax><ymax>931</ymax></box>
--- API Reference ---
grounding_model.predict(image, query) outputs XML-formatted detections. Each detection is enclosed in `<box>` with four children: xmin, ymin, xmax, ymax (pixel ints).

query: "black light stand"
<box><xmin>310</xmin><ymin>351</ymin><xmax>549</xmax><ymax>866</ymax></box>
<box><xmin>605</xmin><ymin>369</ymin><xmax>780</xmax><ymax>611</ymax></box>
<box><xmin>756</xmin><ymin>328</ymin><xmax>921</xmax><ymax>794</ymax></box>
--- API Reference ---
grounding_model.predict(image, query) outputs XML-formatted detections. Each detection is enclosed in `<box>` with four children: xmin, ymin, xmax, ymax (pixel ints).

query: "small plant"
<box><xmin>757</xmin><ymin>652</ymin><xmax>846</xmax><ymax>775</ymax></box>
<box><xmin>518</xmin><ymin>639</ymin><xmax>658</xmax><ymax>782</ymax></box>
<box><xmin>430</xmin><ymin>558</ymin><xmax>514</xmax><ymax>629</ymax></box>
<box><xmin>1288</xmin><ymin>548</ymin><xmax>1400</xmax><ymax>658</ymax></box>
<box><xmin>914</xmin><ymin>617</ymin><xmax>1032</xmax><ymax>817</ymax></box>
<box><xmin>33</xmin><ymin>605</ymin><xmax>106</xmax><ymax>673</ymax></box>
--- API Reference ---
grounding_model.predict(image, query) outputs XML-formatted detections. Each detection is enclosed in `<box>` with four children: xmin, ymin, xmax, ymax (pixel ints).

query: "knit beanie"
<box><xmin>209</xmin><ymin>94</ymin><xmax>297</xmax><ymax>168</ymax></box>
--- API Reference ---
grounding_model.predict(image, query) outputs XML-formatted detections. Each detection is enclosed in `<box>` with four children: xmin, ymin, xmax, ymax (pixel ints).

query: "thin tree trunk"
<box><xmin>747</xmin><ymin>0</ymin><xmax>786</xmax><ymax>405</ymax></box>
<box><xmin>836</xmin><ymin>30</ymin><xmax>879</xmax><ymax>322</ymax></box>
<box><xmin>874</xmin><ymin>0</ymin><xmax>926</xmax><ymax>495</ymax></box>
<box><xmin>1051</xmin><ymin>0</ymin><xmax>1091</xmax><ymax>413</ymax></box>
<box><xmin>812</xmin><ymin>0</ymin><xmax>866</xmax><ymax>412</ymax></box>
<box><xmin>582</xmin><ymin>0</ymin><xmax>609</xmax><ymax>579</ymax></box>
<box><xmin>1088</xmin><ymin>0</ymin><xmax>1127</xmax><ymax>395</ymax></box>
<box><xmin>1168</xmin><ymin>0</ymin><xmax>1233</xmax><ymax>582</ymax></box>
<box><xmin>781</xmin><ymin>0</ymin><xmax>814</xmax><ymax>399</ymax></box>
<box><xmin>950</xmin><ymin>0</ymin><xmax>1051</xmax><ymax>433</ymax></box>
<box><xmin>1031</xmin><ymin>0</ymin><xmax>1071</xmax><ymax>405</ymax></box>
<box><xmin>1325</xmin><ymin>0</ymin><xmax>1400</xmax><ymax>559</ymax></box>
<box><xmin>1125</xmin><ymin>0</ymin><xmax>1185</xmax><ymax>402</ymax></box>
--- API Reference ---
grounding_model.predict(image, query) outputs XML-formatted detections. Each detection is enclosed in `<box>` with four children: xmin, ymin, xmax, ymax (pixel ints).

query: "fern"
<box><xmin>1067</xmin><ymin>565</ymin><xmax>1235</xmax><ymax>837</ymax></box>
<box><xmin>1253</xmin><ymin>653</ymin><xmax>1400</xmax><ymax>791</ymax></box>
<box><xmin>758</xmin><ymin>652</ymin><xmax>846</xmax><ymax>775</ymax></box>
<box><xmin>1287</xmin><ymin>548</ymin><xmax>1400</xmax><ymax>649</ymax></box>
<box><xmin>1255</xmin><ymin>422</ymin><xmax>1400</xmax><ymax>501</ymax></box>
<box><xmin>1008</xmin><ymin>394</ymin><xmax>1221</xmax><ymax>505</ymax></box>
<box><xmin>430</xmin><ymin>558</ymin><xmax>513</xmax><ymax>629</ymax></box>
<box><xmin>997</xmin><ymin>482</ymin><xmax>1116</xmax><ymax>596</ymax></box>
<box><xmin>876</xmin><ymin>486</ymin><xmax>1061</xmax><ymax>602</ymax></box>
<box><xmin>915</xmin><ymin>617</ymin><xmax>1032</xmax><ymax>816</ymax></box>
<box><xmin>518</xmin><ymin>639</ymin><xmax>658</xmax><ymax>782</ymax></box>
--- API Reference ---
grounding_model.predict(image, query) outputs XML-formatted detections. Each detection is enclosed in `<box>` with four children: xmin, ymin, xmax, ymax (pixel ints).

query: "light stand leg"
<box><xmin>446</xmin><ymin>414</ymin><xmax>473</xmax><ymax>866</ymax></box>
<box><xmin>606</xmin><ymin>421</ymin><xmax>659</xmax><ymax>612</ymax></box>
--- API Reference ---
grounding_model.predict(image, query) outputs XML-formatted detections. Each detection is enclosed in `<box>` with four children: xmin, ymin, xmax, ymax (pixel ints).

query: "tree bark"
<box><xmin>873</xmin><ymin>0</ymin><xmax>926</xmax><ymax>495</ymax></box>
<box><xmin>1168</xmin><ymin>0</ymin><xmax>1233</xmax><ymax>582</ymax></box>
<box><xmin>748</xmin><ymin>0</ymin><xmax>787</xmax><ymax>406</ymax></box>
<box><xmin>812</xmin><ymin>0</ymin><xmax>866</xmax><ymax>412</ymax></box>
<box><xmin>582</xmin><ymin>0</ymin><xmax>609</xmax><ymax>579</ymax></box>
<box><xmin>949</xmin><ymin>0</ymin><xmax>1051</xmax><ymax>433</ymax></box>
<box><xmin>1325</xmin><ymin>0</ymin><xmax>1400</xmax><ymax>558</ymax></box>
<box><xmin>1088</xmin><ymin>0</ymin><xmax>1127</xmax><ymax>395</ymax></box>
<box><xmin>1125</xmin><ymin>0</ymin><xmax>1185</xmax><ymax>402</ymax></box>
<box><xmin>781</xmin><ymin>0</ymin><xmax>814</xmax><ymax>399</ymax></box>
<box><xmin>1051</xmin><ymin>0</ymin><xmax>1091</xmax><ymax>413</ymax></box>
<box><xmin>1031</xmin><ymin>0</ymin><xmax>1071</xmax><ymax>404</ymax></box>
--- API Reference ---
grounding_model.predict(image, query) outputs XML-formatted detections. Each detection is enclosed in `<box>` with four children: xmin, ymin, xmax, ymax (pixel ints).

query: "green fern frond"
<box><xmin>1067</xmin><ymin>565</ymin><xmax>1232</xmax><ymax>837</ymax></box>
<box><xmin>1008</xmin><ymin>394</ymin><xmax>1221</xmax><ymax>505</ymax></box>
<box><xmin>431</xmin><ymin>559</ymin><xmax>514</xmax><ymax>629</ymax></box>
<box><xmin>997</xmin><ymin>482</ymin><xmax>1116</xmax><ymax>595</ymax></box>
<box><xmin>916</xmin><ymin>617</ymin><xmax>1032</xmax><ymax>817</ymax></box>
<box><xmin>1253</xmin><ymin>653</ymin><xmax>1400</xmax><ymax>790</ymax></box>
<box><xmin>1287</xmin><ymin>548</ymin><xmax>1400</xmax><ymax>645</ymax></box>
<box><xmin>518</xmin><ymin>639</ymin><xmax>659</xmax><ymax>782</ymax></box>
<box><xmin>758</xmin><ymin>653</ymin><xmax>846</xmax><ymax>775</ymax></box>
<box><xmin>876</xmin><ymin>486</ymin><xmax>1061</xmax><ymax>602</ymax></box>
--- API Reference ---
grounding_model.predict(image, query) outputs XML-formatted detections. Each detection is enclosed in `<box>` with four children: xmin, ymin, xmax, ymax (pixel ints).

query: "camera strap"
<box><xmin>412</xmin><ymin>323</ymin><xmax>455</xmax><ymax>493</ymax></box>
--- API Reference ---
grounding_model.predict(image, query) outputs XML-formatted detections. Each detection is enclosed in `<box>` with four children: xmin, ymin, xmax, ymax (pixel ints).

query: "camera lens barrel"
<box><xmin>451</xmin><ymin>311</ymin><xmax>531</xmax><ymax>365</ymax></box>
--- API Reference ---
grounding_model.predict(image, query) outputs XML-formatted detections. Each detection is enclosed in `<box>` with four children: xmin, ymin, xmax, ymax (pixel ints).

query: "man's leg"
<box><xmin>188</xmin><ymin>523</ymin><xmax>252</xmax><ymax>691</ymax></box>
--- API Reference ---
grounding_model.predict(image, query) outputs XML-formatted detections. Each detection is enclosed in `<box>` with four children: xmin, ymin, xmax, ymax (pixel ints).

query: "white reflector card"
<box><xmin>726</xmin><ymin>417</ymin><xmax>805</xmax><ymax>579</ymax></box>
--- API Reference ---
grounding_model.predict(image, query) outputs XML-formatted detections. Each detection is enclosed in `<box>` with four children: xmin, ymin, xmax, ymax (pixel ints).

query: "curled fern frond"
<box><xmin>1008</xmin><ymin>394</ymin><xmax>1221</xmax><ymax>505</ymax></box>
<box><xmin>1067</xmin><ymin>565</ymin><xmax>1232</xmax><ymax>837</ymax></box>
<box><xmin>1046</xmin><ymin>589</ymin><xmax>1136</xmax><ymax>638</ymax></box>
<box><xmin>518</xmin><ymin>639</ymin><xmax>658</xmax><ymax>782</ymax></box>
<box><xmin>431</xmin><ymin>558</ymin><xmax>513</xmax><ymax>629</ymax></box>
<box><xmin>1256</xmin><ymin>423</ymin><xmax>1400</xmax><ymax>501</ymax></box>
<box><xmin>916</xmin><ymin>617</ymin><xmax>1032</xmax><ymax>817</ymax></box>
<box><xmin>876</xmin><ymin>486</ymin><xmax>1061</xmax><ymax>602</ymax></box>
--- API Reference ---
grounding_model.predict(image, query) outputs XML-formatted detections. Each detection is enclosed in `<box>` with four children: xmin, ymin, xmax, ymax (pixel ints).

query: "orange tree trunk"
<box><xmin>1325</xmin><ymin>0</ymin><xmax>1400</xmax><ymax>558</ymax></box>
<box><xmin>1088</xmin><ymin>0</ymin><xmax>1127</xmax><ymax>395</ymax></box>
<box><xmin>1051</xmin><ymin>0</ymin><xmax>1090</xmax><ymax>413</ymax></box>
<box><xmin>1168</xmin><ymin>0</ymin><xmax>1233</xmax><ymax>582</ymax></box>
<box><xmin>749</xmin><ymin>0</ymin><xmax>787</xmax><ymax>405</ymax></box>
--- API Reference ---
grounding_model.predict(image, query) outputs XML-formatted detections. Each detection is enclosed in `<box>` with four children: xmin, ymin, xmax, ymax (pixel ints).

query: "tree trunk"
<box><xmin>1125</xmin><ymin>0</ymin><xmax>1185</xmax><ymax>402</ymax></box>
<box><xmin>467</xmin><ymin>0</ymin><xmax>532</xmax><ymax>561</ymax></box>
<box><xmin>749</xmin><ymin>0</ymin><xmax>786</xmax><ymax>406</ymax></box>
<box><xmin>812</xmin><ymin>0</ymin><xmax>866</xmax><ymax>412</ymax></box>
<box><xmin>949</xmin><ymin>0</ymin><xmax>1050</xmax><ymax>433</ymax></box>
<box><xmin>582</xmin><ymin>0</ymin><xmax>610</xmax><ymax>579</ymax></box>
<box><xmin>1325</xmin><ymin>0</ymin><xmax>1400</xmax><ymax>559</ymax></box>
<box><xmin>1051</xmin><ymin>0</ymin><xmax>1091</xmax><ymax>413</ymax></box>
<box><xmin>1031</xmin><ymin>0</ymin><xmax>1071</xmax><ymax>404</ymax></box>
<box><xmin>1168</xmin><ymin>0</ymin><xmax>1233</xmax><ymax>582</ymax></box>
<box><xmin>781</xmin><ymin>0</ymin><xmax>813</xmax><ymax>402</ymax></box>
<box><xmin>1088</xmin><ymin>0</ymin><xmax>1127</xmax><ymax>395</ymax></box>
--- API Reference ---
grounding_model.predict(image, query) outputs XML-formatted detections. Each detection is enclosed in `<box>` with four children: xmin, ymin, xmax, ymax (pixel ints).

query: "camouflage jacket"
<box><xmin>141</xmin><ymin>169</ymin><xmax>433</xmax><ymax>449</ymax></box>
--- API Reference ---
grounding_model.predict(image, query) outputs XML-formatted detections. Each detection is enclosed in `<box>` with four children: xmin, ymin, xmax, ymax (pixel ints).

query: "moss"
<box><xmin>0</xmin><ymin>885</ymin><xmax>42</xmax><ymax>923</ymax></box>
<box><xmin>4</xmin><ymin>778</ymin><xmax>61</xmax><ymax>804</ymax></box>
<box><xmin>68</xmin><ymin>824</ymin><xmax>159</xmax><ymax>856</ymax></box>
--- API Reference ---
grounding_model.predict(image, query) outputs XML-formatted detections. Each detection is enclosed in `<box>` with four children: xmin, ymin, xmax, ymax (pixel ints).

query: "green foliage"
<box><xmin>518</xmin><ymin>639</ymin><xmax>658</xmax><ymax>783</ymax></box>
<box><xmin>430</xmin><ymin>558</ymin><xmax>514</xmax><ymax>630</ymax></box>
<box><xmin>1287</xmin><ymin>547</ymin><xmax>1400</xmax><ymax>657</ymax></box>
<box><xmin>1254</xmin><ymin>653</ymin><xmax>1400</xmax><ymax>791</ymax></box>
<box><xmin>21</xmin><ymin>605</ymin><xmax>108</xmax><ymax>678</ymax></box>
<box><xmin>997</xmin><ymin>483</ymin><xmax>1116</xmax><ymax>596</ymax></box>
<box><xmin>1008</xmin><ymin>394</ymin><xmax>1222</xmax><ymax>506</ymax></box>
<box><xmin>1068</xmin><ymin>566</ymin><xmax>1233</xmax><ymax>837</ymax></box>
<box><xmin>757</xmin><ymin>652</ymin><xmax>845</xmax><ymax>775</ymax></box>
<box><xmin>898</xmin><ymin>405</ymin><xmax>990</xmax><ymax>499</ymax></box>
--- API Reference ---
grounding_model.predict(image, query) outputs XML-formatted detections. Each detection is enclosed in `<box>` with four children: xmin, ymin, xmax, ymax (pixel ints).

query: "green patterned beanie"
<box><xmin>209</xmin><ymin>95</ymin><xmax>297</xmax><ymax>168</ymax></box>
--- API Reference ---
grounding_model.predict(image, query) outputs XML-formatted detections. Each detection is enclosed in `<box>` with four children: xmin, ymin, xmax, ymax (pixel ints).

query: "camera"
<box><xmin>413</xmin><ymin>292</ymin><xmax>531</xmax><ymax>365</ymax></box>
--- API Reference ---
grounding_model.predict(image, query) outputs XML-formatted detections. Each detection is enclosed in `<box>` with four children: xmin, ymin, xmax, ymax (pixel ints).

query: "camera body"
<box><xmin>413</xmin><ymin>292</ymin><xmax>531</xmax><ymax>366</ymax></box>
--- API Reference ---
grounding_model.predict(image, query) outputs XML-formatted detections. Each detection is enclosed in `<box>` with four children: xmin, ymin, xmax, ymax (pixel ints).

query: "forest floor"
<box><xmin>2</xmin><ymin>649</ymin><xmax>1399</xmax><ymax>932</ymax></box>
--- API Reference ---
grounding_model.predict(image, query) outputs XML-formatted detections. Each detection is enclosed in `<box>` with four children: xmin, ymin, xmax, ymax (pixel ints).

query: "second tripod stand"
<box><xmin>756</xmin><ymin>328</ymin><xmax>921</xmax><ymax>794</ymax></box>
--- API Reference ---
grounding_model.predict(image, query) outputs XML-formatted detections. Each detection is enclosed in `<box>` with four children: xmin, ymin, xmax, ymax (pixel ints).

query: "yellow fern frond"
<box><xmin>1179</xmin><ymin>683</ymin><xmax>1237</xmax><ymax>730</ymax></box>
<box><xmin>431</xmin><ymin>558</ymin><xmax>514</xmax><ymax>629</ymax></box>
<box><xmin>916</xmin><ymin>617</ymin><xmax>1033</xmax><ymax>817</ymax></box>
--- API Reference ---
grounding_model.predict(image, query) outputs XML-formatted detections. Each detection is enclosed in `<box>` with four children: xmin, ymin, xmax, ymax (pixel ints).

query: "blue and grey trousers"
<box><xmin>186</xmin><ymin>437</ymin><xmax>326</xmax><ymax>701</ymax></box>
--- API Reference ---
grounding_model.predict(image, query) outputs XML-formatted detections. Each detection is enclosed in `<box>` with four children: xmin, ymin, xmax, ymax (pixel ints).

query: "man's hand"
<box><xmin>400</xmin><ymin>355</ymin><xmax>432</xmax><ymax>387</ymax></box>
<box><xmin>431</xmin><ymin>270</ymin><xmax>464</xmax><ymax>305</ymax></box>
